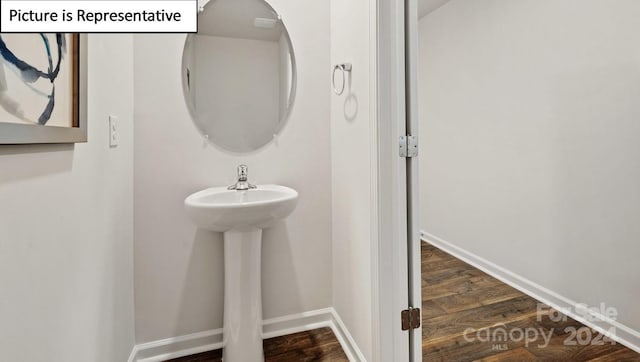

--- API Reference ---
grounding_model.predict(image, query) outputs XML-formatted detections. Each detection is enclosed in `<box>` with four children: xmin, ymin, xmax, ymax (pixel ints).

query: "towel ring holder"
<box><xmin>333</xmin><ymin>63</ymin><xmax>352</xmax><ymax>95</ymax></box>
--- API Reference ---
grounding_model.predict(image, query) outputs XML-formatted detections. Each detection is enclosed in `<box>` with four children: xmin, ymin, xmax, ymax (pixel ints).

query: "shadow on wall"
<box><xmin>175</xmin><ymin>228</ymin><xmax>225</xmax><ymax>335</ymax></box>
<box><xmin>175</xmin><ymin>220</ymin><xmax>303</xmax><ymax>334</ymax></box>
<box><xmin>343</xmin><ymin>71</ymin><xmax>358</xmax><ymax>122</ymax></box>
<box><xmin>0</xmin><ymin>144</ymin><xmax>74</xmax><ymax>184</ymax></box>
<box><xmin>262</xmin><ymin>221</ymin><xmax>303</xmax><ymax>318</ymax></box>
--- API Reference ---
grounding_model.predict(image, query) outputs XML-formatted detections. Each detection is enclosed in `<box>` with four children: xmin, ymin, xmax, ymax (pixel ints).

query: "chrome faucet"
<box><xmin>228</xmin><ymin>164</ymin><xmax>257</xmax><ymax>191</ymax></box>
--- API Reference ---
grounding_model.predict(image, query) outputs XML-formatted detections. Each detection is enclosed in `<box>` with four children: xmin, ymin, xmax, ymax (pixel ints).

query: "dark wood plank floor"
<box><xmin>422</xmin><ymin>242</ymin><xmax>640</xmax><ymax>362</ymax></box>
<box><xmin>166</xmin><ymin>242</ymin><xmax>640</xmax><ymax>362</ymax></box>
<box><xmin>165</xmin><ymin>327</ymin><xmax>348</xmax><ymax>362</ymax></box>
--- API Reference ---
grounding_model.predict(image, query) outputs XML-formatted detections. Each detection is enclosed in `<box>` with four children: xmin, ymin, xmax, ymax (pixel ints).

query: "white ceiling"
<box><xmin>197</xmin><ymin>0</ymin><xmax>447</xmax><ymax>40</ymax></box>
<box><xmin>198</xmin><ymin>0</ymin><xmax>283</xmax><ymax>41</ymax></box>
<box><xmin>418</xmin><ymin>0</ymin><xmax>453</xmax><ymax>18</ymax></box>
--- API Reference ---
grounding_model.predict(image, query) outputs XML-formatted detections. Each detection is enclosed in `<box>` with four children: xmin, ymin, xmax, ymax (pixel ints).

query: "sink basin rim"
<box><xmin>185</xmin><ymin>184</ymin><xmax>298</xmax><ymax>209</ymax></box>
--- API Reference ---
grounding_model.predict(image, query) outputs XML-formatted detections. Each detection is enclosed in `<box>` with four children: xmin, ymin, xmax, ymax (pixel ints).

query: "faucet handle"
<box><xmin>228</xmin><ymin>164</ymin><xmax>256</xmax><ymax>190</ymax></box>
<box><xmin>237</xmin><ymin>164</ymin><xmax>248</xmax><ymax>181</ymax></box>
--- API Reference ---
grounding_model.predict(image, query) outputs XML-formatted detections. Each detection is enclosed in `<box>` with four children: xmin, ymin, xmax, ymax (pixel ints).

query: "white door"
<box><xmin>375</xmin><ymin>0</ymin><xmax>421</xmax><ymax>361</ymax></box>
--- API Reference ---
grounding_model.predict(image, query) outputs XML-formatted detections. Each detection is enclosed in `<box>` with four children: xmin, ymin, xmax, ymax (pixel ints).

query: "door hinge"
<box><xmin>399</xmin><ymin>135</ymin><xmax>418</xmax><ymax>158</ymax></box>
<box><xmin>401</xmin><ymin>307</ymin><xmax>421</xmax><ymax>330</ymax></box>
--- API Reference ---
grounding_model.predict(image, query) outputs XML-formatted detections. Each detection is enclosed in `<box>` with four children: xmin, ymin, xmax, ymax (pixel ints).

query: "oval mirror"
<box><xmin>182</xmin><ymin>0</ymin><xmax>296</xmax><ymax>153</ymax></box>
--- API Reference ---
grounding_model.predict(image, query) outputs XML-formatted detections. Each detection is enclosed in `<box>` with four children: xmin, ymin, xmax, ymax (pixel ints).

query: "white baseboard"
<box><xmin>133</xmin><ymin>328</ymin><xmax>224</xmax><ymax>362</ymax></box>
<box><xmin>421</xmin><ymin>231</ymin><xmax>640</xmax><ymax>354</ymax></box>
<box><xmin>128</xmin><ymin>308</ymin><xmax>366</xmax><ymax>362</ymax></box>
<box><xmin>127</xmin><ymin>345</ymin><xmax>137</xmax><ymax>362</ymax></box>
<box><xmin>329</xmin><ymin>309</ymin><xmax>368</xmax><ymax>362</ymax></box>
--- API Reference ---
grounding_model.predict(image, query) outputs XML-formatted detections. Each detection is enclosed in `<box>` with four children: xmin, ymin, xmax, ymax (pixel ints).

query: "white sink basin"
<box><xmin>184</xmin><ymin>184</ymin><xmax>298</xmax><ymax>232</ymax></box>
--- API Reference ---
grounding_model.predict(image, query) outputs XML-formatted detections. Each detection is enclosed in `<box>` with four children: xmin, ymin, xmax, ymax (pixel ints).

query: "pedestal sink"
<box><xmin>184</xmin><ymin>184</ymin><xmax>298</xmax><ymax>362</ymax></box>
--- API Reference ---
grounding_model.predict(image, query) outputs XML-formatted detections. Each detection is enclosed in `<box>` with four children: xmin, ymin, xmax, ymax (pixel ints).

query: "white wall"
<box><xmin>330</xmin><ymin>0</ymin><xmax>375</xmax><ymax>359</ymax></box>
<box><xmin>0</xmin><ymin>35</ymin><xmax>135</xmax><ymax>362</ymax></box>
<box><xmin>420</xmin><ymin>0</ymin><xmax>640</xmax><ymax>337</ymax></box>
<box><xmin>133</xmin><ymin>0</ymin><xmax>332</xmax><ymax>344</ymax></box>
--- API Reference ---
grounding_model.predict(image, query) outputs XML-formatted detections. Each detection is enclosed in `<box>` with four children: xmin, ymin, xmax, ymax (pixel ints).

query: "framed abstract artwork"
<box><xmin>0</xmin><ymin>33</ymin><xmax>86</xmax><ymax>144</ymax></box>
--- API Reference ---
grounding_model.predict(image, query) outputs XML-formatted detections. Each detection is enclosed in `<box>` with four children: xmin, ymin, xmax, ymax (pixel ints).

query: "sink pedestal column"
<box><xmin>223</xmin><ymin>228</ymin><xmax>264</xmax><ymax>362</ymax></box>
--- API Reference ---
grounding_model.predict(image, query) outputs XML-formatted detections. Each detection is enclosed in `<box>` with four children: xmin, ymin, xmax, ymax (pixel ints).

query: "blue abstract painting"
<box><xmin>0</xmin><ymin>33</ymin><xmax>77</xmax><ymax>128</ymax></box>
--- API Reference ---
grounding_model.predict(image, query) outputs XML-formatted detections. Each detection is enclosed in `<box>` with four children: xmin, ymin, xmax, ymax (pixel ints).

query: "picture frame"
<box><xmin>0</xmin><ymin>33</ymin><xmax>87</xmax><ymax>144</ymax></box>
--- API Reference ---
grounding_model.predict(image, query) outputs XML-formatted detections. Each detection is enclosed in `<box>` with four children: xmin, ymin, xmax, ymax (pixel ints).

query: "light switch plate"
<box><xmin>109</xmin><ymin>115</ymin><xmax>118</xmax><ymax>147</ymax></box>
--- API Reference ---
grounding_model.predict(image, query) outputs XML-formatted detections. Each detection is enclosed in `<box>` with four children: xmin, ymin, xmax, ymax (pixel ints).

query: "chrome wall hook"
<box><xmin>332</xmin><ymin>63</ymin><xmax>352</xmax><ymax>95</ymax></box>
